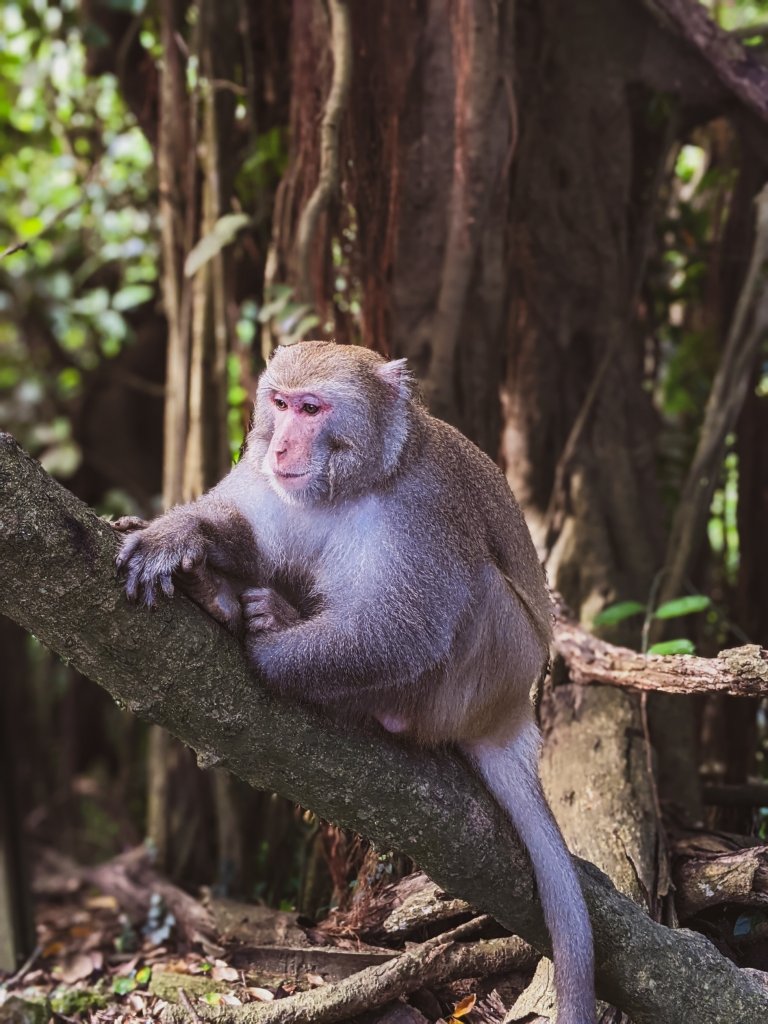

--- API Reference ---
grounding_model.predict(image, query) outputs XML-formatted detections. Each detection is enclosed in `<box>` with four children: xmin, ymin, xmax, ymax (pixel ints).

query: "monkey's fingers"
<box><xmin>123</xmin><ymin>558</ymin><xmax>145</xmax><ymax>603</ymax></box>
<box><xmin>121</xmin><ymin>548</ymin><xmax>173</xmax><ymax>607</ymax></box>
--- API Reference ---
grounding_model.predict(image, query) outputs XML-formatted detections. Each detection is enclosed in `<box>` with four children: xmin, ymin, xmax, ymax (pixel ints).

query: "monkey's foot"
<box><xmin>242</xmin><ymin>587</ymin><xmax>300</xmax><ymax>633</ymax></box>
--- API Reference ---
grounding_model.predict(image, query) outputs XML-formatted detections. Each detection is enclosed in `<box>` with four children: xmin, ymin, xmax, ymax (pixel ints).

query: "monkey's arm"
<box><xmin>242</xmin><ymin>578</ymin><xmax>457</xmax><ymax>703</ymax></box>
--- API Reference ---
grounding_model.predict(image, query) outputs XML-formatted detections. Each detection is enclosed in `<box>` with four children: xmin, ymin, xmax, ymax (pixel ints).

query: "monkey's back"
<box><xmin>373</xmin><ymin>409</ymin><xmax>553</xmax><ymax>744</ymax></box>
<box><xmin>413</xmin><ymin>411</ymin><xmax>551</xmax><ymax>636</ymax></box>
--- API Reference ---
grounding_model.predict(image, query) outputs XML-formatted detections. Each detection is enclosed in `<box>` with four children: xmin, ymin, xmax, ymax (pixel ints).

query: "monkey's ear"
<box><xmin>377</xmin><ymin>358</ymin><xmax>411</xmax><ymax>399</ymax></box>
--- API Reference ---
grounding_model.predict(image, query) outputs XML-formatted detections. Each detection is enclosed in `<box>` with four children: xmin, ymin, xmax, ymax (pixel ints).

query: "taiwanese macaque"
<box><xmin>115</xmin><ymin>341</ymin><xmax>594</xmax><ymax>1024</ymax></box>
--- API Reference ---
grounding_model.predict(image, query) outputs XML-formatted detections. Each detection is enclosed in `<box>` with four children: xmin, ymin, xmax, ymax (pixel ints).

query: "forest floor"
<box><xmin>0</xmin><ymin>848</ymin><xmax>533</xmax><ymax>1024</ymax></box>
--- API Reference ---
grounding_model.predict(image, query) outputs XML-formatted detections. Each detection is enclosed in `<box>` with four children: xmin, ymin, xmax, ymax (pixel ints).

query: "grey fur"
<box><xmin>115</xmin><ymin>341</ymin><xmax>594</xmax><ymax>1023</ymax></box>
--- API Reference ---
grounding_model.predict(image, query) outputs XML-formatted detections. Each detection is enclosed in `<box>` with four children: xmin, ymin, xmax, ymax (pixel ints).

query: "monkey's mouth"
<box><xmin>274</xmin><ymin>469</ymin><xmax>310</xmax><ymax>481</ymax></box>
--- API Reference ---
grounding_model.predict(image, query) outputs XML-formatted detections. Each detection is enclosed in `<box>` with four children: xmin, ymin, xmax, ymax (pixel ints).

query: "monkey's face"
<box><xmin>251</xmin><ymin>342</ymin><xmax>413</xmax><ymax>505</ymax></box>
<box><xmin>262</xmin><ymin>387</ymin><xmax>332</xmax><ymax>497</ymax></box>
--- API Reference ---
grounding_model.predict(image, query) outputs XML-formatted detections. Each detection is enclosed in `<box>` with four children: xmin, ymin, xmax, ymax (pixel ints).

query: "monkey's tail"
<box><xmin>464</xmin><ymin>724</ymin><xmax>595</xmax><ymax>1024</ymax></box>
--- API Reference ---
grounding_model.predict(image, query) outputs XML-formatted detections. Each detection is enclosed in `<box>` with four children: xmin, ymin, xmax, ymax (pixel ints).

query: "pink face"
<box><xmin>265</xmin><ymin>390</ymin><xmax>332</xmax><ymax>492</ymax></box>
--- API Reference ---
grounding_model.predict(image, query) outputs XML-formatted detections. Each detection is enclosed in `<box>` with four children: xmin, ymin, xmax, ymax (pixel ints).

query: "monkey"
<box><xmin>115</xmin><ymin>341</ymin><xmax>595</xmax><ymax>1024</ymax></box>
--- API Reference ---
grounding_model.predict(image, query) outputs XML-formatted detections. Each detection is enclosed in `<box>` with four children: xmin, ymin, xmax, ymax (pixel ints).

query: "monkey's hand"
<box><xmin>116</xmin><ymin>516</ymin><xmax>210</xmax><ymax>608</ymax></box>
<box><xmin>242</xmin><ymin>587</ymin><xmax>301</xmax><ymax>635</ymax></box>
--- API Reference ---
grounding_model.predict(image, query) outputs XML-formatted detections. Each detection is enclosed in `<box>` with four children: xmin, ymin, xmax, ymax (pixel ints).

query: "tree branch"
<box><xmin>165</xmin><ymin>918</ymin><xmax>534</xmax><ymax>1024</ymax></box>
<box><xmin>553</xmin><ymin>611</ymin><xmax>768</xmax><ymax>698</ymax></box>
<box><xmin>0</xmin><ymin>433</ymin><xmax>767</xmax><ymax>1024</ymax></box>
<box><xmin>643</xmin><ymin>0</ymin><xmax>768</xmax><ymax>123</ymax></box>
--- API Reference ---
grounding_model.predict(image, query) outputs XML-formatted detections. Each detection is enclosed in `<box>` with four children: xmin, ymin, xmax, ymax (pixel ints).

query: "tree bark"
<box><xmin>2</xmin><ymin>434</ymin><xmax>768</xmax><ymax>1023</ymax></box>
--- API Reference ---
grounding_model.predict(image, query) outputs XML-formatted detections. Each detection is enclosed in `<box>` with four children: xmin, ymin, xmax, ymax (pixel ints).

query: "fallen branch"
<box><xmin>1</xmin><ymin>433</ymin><xmax>768</xmax><ymax>1024</ymax></box>
<box><xmin>553</xmin><ymin>610</ymin><xmax>768</xmax><ymax>698</ymax></box>
<box><xmin>164</xmin><ymin>917</ymin><xmax>535</xmax><ymax>1024</ymax></box>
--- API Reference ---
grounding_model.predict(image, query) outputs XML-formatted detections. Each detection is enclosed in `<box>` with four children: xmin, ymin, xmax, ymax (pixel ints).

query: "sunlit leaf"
<box><xmin>113</xmin><ymin>976</ymin><xmax>137</xmax><ymax>995</ymax></box>
<box><xmin>653</xmin><ymin>595</ymin><xmax>711</xmax><ymax>620</ymax></box>
<box><xmin>284</xmin><ymin>313</ymin><xmax>320</xmax><ymax>344</ymax></box>
<box><xmin>648</xmin><ymin>639</ymin><xmax>696</xmax><ymax>656</ymax></box>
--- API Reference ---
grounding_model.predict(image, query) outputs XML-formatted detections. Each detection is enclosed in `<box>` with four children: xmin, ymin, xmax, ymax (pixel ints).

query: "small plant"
<box><xmin>593</xmin><ymin>593</ymin><xmax>712</xmax><ymax>655</ymax></box>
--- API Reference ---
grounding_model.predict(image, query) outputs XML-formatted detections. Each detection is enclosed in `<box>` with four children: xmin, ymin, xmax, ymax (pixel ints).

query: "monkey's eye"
<box><xmin>302</xmin><ymin>402</ymin><xmax>320</xmax><ymax>415</ymax></box>
<box><xmin>273</xmin><ymin>397</ymin><xmax>288</xmax><ymax>410</ymax></box>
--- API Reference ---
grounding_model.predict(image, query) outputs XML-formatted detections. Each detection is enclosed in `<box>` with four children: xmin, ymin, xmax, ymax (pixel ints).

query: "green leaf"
<box><xmin>113</xmin><ymin>284</ymin><xmax>154</xmax><ymax>311</ymax></box>
<box><xmin>113</xmin><ymin>976</ymin><xmax>137</xmax><ymax>995</ymax></box>
<box><xmin>136</xmin><ymin>966</ymin><xmax>152</xmax><ymax>985</ymax></box>
<box><xmin>648</xmin><ymin>639</ymin><xmax>696</xmax><ymax>656</ymax></box>
<box><xmin>184</xmin><ymin>214</ymin><xmax>250</xmax><ymax>278</ymax></box>
<box><xmin>593</xmin><ymin>601</ymin><xmax>646</xmax><ymax>626</ymax></box>
<box><xmin>653</xmin><ymin>595</ymin><xmax>711</xmax><ymax>620</ymax></box>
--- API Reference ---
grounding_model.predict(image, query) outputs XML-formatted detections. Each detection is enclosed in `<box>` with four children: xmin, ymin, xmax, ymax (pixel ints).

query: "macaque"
<box><xmin>115</xmin><ymin>341</ymin><xmax>594</xmax><ymax>1024</ymax></box>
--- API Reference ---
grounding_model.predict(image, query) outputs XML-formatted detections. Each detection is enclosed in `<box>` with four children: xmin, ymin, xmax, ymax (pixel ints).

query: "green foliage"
<box><xmin>595</xmin><ymin>592</ymin><xmax>713</xmax><ymax>655</ymax></box>
<box><xmin>257</xmin><ymin>284</ymin><xmax>320</xmax><ymax>347</ymax></box>
<box><xmin>51</xmin><ymin>988</ymin><xmax>109</xmax><ymax>1014</ymax></box>
<box><xmin>708</xmin><ymin>448</ymin><xmax>740</xmax><ymax>581</ymax></box>
<box><xmin>235</xmin><ymin>127</ymin><xmax>287</xmax><ymax>211</ymax></box>
<box><xmin>648</xmin><ymin>125</ymin><xmax>743</xmax><ymax>588</ymax></box>
<box><xmin>0</xmin><ymin>0</ymin><xmax>158</xmax><ymax>470</ymax></box>
<box><xmin>592</xmin><ymin>601</ymin><xmax>646</xmax><ymax>626</ymax></box>
<box><xmin>705</xmin><ymin>0</ymin><xmax>768</xmax><ymax>31</ymax></box>
<box><xmin>653</xmin><ymin>595</ymin><xmax>712</xmax><ymax>619</ymax></box>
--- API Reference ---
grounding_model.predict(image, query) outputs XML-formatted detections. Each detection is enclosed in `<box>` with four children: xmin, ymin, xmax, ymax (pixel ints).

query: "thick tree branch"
<box><xmin>1</xmin><ymin>433</ymin><xmax>767</xmax><ymax>1024</ymax></box>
